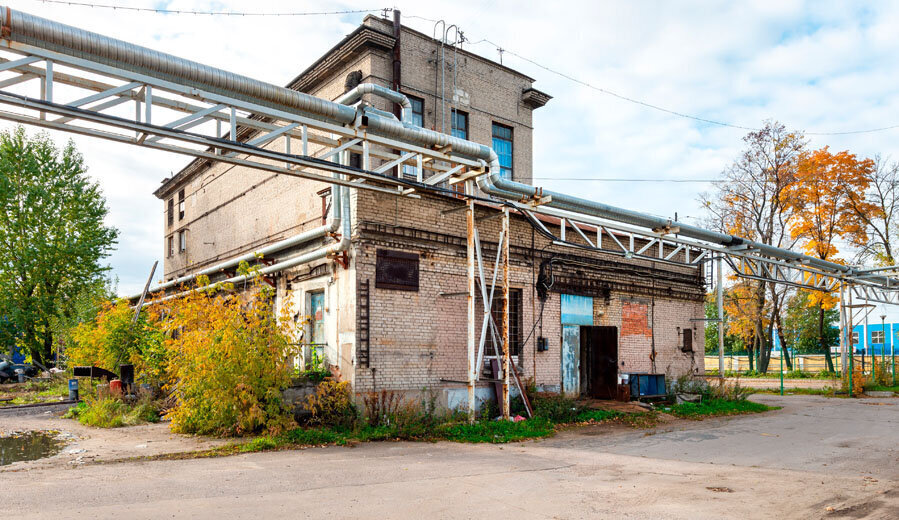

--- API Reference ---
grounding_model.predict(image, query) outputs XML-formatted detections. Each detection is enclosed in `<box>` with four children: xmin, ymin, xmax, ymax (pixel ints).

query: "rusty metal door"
<box><xmin>562</xmin><ymin>325</ymin><xmax>580</xmax><ymax>396</ymax></box>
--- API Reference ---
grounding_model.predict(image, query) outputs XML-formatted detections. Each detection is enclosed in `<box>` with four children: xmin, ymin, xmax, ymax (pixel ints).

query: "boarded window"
<box><xmin>167</xmin><ymin>198</ymin><xmax>174</xmax><ymax>227</ymax></box>
<box><xmin>375</xmin><ymin>249</ymin><xmax>419</xmax><ymax>291</ymax></box>
<box><xmin>484</xmin><ymin>288</ymin><xmax>523</xmax><ymax>357</ymax></box>
<box><xmin>167</xmin><ymin>235</ymin><xmax>174</xmax><ymax>257</ymax></box>
<box><xmin>681</xmin><ymin>328</ymin><xmax>693</xmax><ymax>352</ymax></box>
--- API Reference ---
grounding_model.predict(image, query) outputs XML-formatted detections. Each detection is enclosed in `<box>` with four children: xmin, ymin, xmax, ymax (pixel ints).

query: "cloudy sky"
<box><xmin>3</xmin><ymin>0</ymin><xmax>899</xmax><ymax>307</ymax></box>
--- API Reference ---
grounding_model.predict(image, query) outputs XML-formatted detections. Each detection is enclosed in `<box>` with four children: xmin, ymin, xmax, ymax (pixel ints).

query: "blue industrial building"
<box><xmin>771</xmin><ymin>322</ymin><xmax>898</xmax><ymax>356</ymax></box>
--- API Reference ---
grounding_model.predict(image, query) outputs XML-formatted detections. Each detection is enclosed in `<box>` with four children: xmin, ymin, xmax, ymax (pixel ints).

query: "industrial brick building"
<box><xmin>154</xmin><ymin>13</ymin><xmax>705</xmax><ymax>406</ymax></box>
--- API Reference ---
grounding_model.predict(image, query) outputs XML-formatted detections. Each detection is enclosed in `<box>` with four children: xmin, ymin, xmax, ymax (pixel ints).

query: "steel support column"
<box><xmin>466</xmin><ymin>195</ymin><xmax>476</xmax><ymax>423</ymax></box>
<box><xmin>501</xmin><ymin>208</ymin><xmax>511</xmax><ymax>420</ymax></box>
<box><xmin>717</xmin><ymin>255</ymin><xmax>725</xmax><ymax>376</ymax></box>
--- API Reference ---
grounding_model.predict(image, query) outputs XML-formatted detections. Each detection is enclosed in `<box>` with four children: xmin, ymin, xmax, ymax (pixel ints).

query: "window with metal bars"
<box><xmin>484</xmin><ymin>288</ymin><xmax>522</xmax><ymax>357</ymax></box>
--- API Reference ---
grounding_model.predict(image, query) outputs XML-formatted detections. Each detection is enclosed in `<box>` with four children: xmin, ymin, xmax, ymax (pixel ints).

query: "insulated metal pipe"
<box><xmin>0</xmin><ymin>6</ymin><xmax>357</xmax><ymax>123</ymax></box>
<box><xmin>335</xmin><ymin>83</ymin><xmax>412</xmax><ymax>124</ymax></box>
<box><xmin>475</xmin><ymin>161</ymin><xmax>869</xmax><ymax>277</ymax></box>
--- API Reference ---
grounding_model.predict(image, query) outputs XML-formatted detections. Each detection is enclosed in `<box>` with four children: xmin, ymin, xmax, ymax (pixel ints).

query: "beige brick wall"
<box><xmin>353</xmin><ymin>188</ymin><xmax>705</xmax><ymax>397</ymax></box>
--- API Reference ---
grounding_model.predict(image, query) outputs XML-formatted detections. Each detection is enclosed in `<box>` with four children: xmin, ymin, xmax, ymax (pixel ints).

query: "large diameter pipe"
<box><xmin>0</xmin><ymin>6</ymin><xmax>357</xmax><ymax>124</ymax></box>
<box><xmin>336</xmin><ymin>83</ymin><xmax>412</xmax><ymax>124</ymax></box>
<box><xmin>475</xmin><ymin>164</ymin><xmax>863</xmax><ymax>276</ymax></box>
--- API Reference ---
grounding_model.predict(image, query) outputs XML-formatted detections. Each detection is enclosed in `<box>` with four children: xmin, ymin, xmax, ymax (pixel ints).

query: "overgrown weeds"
<box><xmin>666</xmin><ymin>399</ymin><xmax>776</xmax><ymax>419</ymax></box>
<box><xmin>65</xmin><ymin>396</ymin><xmax>160</xmax><ymax>428</ymax></box>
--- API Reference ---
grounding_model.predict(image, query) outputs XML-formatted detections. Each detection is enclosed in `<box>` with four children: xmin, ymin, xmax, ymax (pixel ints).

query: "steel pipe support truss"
<box><xmin>0</xmin><ymin>43</ymin><xmax>482</xmax><ymax>198</ymax></box>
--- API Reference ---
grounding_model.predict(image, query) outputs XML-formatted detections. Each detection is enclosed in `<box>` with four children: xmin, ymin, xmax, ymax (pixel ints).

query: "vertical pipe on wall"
<box><xmin>502</xmin><ymin>208</ymin><xmax>511</xmax><ymax>420</ymax></box>
<box><xmin>466</xmin><ymin>195</ymin><xmax>476</xmax><ymax>423</ymax></box>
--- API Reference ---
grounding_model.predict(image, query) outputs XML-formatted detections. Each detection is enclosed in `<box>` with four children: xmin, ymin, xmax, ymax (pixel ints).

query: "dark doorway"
<box><xmin>580</xmin><ymin>326</ymin><xmax>618</xmax><ymax>399</ymax></box>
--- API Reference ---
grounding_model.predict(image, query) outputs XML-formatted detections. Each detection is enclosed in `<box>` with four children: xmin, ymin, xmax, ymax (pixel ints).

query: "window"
<box><xmin>167</xmin><ymin>198</ymin><xmax>174</xmax><ymax>227</ymax></box>
<box><xmin>178</xmin><ymin>189</ymin><xmax>185</xmax><ymax>220</ymax></box>
<box><xmin>375</xmin><ymin>249</ymin><xmax>419</xmax><ymax>291</ymax></box>
<box><xmin>484</xmin><ymin>288</ymin><xmax>523</xmax><ymax>357</ymax></box>
<box><xmin>852</xmin><ymin>332</ymin><xmax>860</xmax><ymax>345</ymax></box>
<box><xmin>492</xmin><ymin>123</ymin><xmax>513</xmax><ymax>180</ymax></box>
<box><xmin>872</xmin><ymin>330</ymin><xmax>885</xmax><ymax>344</ymax></box>
<box><xmin>451</xmin><ymin>109</ymin><xmax>468</xmax><ymax>140</ymax></box>
<box><xmin>402</xmin><ymin>96</ymin><xmax>424</xmax><ymax>178</ymax></box>
<box><xmin>408</xmin><ymin>95</ymin><xmax>424</xmax><ymax>127</ymax></box>
<box><xmin>167</xmin><ymin>235</ymin><xmax>174</xmax><ymax>258</ymax></box>
<box><xmin>179</xmin><ymin>230</ymin><xmax>187</xmax><ymax>253</ymax></box>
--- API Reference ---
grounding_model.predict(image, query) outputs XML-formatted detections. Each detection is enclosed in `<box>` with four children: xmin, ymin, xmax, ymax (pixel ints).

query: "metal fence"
<box><xmin>704</xmin><ymin>355</ymin><xmax>897</xmax><ymax>376</ymax></box>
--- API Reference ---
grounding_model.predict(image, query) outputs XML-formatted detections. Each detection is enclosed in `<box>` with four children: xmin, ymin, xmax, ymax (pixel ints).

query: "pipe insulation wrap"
<box><xmin>0</xmin><ymin>6</ymin><xmax>357</xmax><ymax>124</ymax></box>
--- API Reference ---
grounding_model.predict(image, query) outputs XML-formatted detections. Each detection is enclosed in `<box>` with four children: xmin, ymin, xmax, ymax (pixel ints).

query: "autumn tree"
<box><xmin>0</xmin><ymin>127</ymin><xmax>118</xmax><ymax>366</ymax></box>
<box><xmin>847</xmin><ymin>155</ymin><xmax>899</xmax><ymax>266</ymax></box>
<box><xmin>783</xmin><ymin>146</ymin><xmax>875</xmax><ymax>372</ymax></box>
<box><xmin>702</xmin><ymin>121</ymin><xmax>805</xmax><ymax>372</ymax></box>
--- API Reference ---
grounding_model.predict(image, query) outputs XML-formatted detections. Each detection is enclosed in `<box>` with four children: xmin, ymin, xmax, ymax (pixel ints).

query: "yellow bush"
<box><xmin>68</xmin><ymin>299</ymin><xmax>167</xmax><ymax>386</ymax></box>
<box><xmin>305</xmin><ymin>380</ymin><xmax>356</xmax><ymax>428</ymax></box>
<box><xmin>161</xmin><ymin>273</ymin><xmax>295</xmax><ymax>436</ymax></box>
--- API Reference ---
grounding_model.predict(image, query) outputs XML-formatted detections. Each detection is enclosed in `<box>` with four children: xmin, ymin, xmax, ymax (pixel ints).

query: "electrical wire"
<box><xmin>460</xmin><ymin>37</ymin><xmax>899</xmax><ymax>136</ymax></box>
<box><xmin>27</xmin><ymin>2</ymin><xmax>899</xmax><ymax>136</ymax></box>
<box><xmin>30</xmin><ymin>0</ymin><xmax>387</xmax><ymax>17</ymax></box>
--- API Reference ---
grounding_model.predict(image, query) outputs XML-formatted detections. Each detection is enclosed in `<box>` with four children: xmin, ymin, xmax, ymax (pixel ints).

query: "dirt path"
<box><xmin>0</xmin><ymin>413</ymin><xmax>230</xmax><ymax>471</ymax></box>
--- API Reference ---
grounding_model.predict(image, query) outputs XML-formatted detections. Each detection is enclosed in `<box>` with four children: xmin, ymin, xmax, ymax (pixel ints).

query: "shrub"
<box><xmin>68</xmin><ymin>299</ymin><xmax>167</xmax><ymax>386</ymax></box>
<box><xmin>305</xmin><ymin>380</ymin><xmax>357</xmax><ymax>429</ymax></box>
<box><xmin>361</xmin><ymin>390</ymin><xmax>403</xmax><ymax>426</ymax></box>
<box><xmin>65</xmin><ymin>396</ymin><xmax>159</xmax><ymax>428</ymax></box>
<box><xmin>533</xmin><ymin>394</ymin><xmax>579</xmax><ymax>423</ymax></box>
<box><xmin>162</xmin><ymin>272</ymin><xmax>295</xmax><ymax>436</ymax></box>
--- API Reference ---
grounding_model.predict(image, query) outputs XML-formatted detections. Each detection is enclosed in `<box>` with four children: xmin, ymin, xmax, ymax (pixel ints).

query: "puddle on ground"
<box><xmin>0</xmin><ymin>431</ymin><xmax>64</xmax><ymax>466</ymax></box>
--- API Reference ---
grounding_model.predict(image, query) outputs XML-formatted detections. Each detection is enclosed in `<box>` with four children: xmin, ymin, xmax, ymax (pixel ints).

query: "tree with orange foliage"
<box><xmin>702</xmin><ymin>121</ymin><xmax>805</xmax><ymax>372</ymax></box>
<box><xmin>783</xmin><ymin>146</ymin><xmax>876</xmax><ymax>372</ymax></box>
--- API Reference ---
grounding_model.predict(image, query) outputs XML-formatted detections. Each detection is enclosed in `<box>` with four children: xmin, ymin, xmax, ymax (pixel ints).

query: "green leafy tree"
<box><xmin>704</xmin><ymin>296</ymin><xmax>743</xmax><ymax>355</ymax></box>
<box><xmin>0</xmin><ymin>127</ymin><xmax>118</xmax><ymax>366</ymax></box>
<box><xmin>781</xmin><ymin>291</ymin><xmax>839</xmax><ymax>354</ymax></box>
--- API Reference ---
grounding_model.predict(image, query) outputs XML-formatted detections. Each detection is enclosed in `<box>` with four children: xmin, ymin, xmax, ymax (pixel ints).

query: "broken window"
<box><xmin>375</xmin><ymin>249</ymin><xmax>419</xmax><ymax>291</ymax></box>
<box><xmin>178</xmin><ymin>188</ymin><xmax>185</xmax><ymax>220</ymax></box>
<box><xmin>179</xmin><ymin>230</ymin><xmax>186</xmax><ymax>253</ymax></box>
<box><xmin>483</xmin><ymin>288</ymin><xmax>523</xmax><ymax>357</ymax></box>
<box><xmin>167</xmin><ymin>235</ymin><xmax>174</xmax><ymax>258</ymax></box>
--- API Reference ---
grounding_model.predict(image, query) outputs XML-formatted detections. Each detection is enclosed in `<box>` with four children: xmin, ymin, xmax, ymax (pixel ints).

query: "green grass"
<box><xmin>437</xmin><ymin>417</ymin><xmax>555</xmax><ymax>443</ymax></box>
<box><xmin>0</xmin><ymin>379</ymin><xmax>69</xmax><ymax>406</ymax></box>
<box><xmin>745</xmin><ymin>386</ymin><xmax>848</xmax><ymax>397</ymax></box>
<box><xmin>64</xmin><ymin>397</ymin><xmax>160</xmax><ymax>428</ymax></box>
<box><xmin>665</xmin><ymin>399</ymin><xmax>777</xmax><ymax>419</ymax></box>
<box><xmin>863</xmin><ymin>384</ymin><xmax>899</xmax><ymax>393</ymax></box>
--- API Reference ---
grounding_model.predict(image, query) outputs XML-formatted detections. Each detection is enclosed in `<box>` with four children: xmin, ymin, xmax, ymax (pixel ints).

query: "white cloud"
<box><xmin>3</xmin><ymin>0</ymin><xmax>898</xmax><ymax>294</ymax></box>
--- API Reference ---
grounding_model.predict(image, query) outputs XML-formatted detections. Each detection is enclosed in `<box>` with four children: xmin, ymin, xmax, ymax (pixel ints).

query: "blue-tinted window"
<box><xmin>451</xmin><ymin>110</ymin><xmax>468</xmax><ymax>140</ymax></box>
<box><xmin>403</xmin><ymin>96</ymin><xmax>424</xmax><ymax>177</ymax></box>
<box><xmin>492</xmin><ymin>123</ymin><xmax>513</xmax><ymax>180</ymax></box>
<box><xmin>409</xmin><ymin>96</ymin><xmax>423</xmax><ymax>127</ymax></box>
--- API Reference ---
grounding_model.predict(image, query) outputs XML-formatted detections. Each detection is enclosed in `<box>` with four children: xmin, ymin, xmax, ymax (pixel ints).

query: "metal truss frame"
<box><xmin>0</xmin><ymin>41</ymin><xmax>482</xmax><ymax>198</ymax></box>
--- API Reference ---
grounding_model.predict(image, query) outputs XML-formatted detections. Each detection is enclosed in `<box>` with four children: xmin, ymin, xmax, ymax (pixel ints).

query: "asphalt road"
<box><xmin>4</xmin><ymin>395</ymin><xmax>898</xmax><ymax>519</ymax></box>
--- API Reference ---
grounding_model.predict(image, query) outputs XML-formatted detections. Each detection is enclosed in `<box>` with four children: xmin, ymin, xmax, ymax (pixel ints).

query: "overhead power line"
<box><xmin>464</xmin><ymin>38</ymin><xmax>899</xmax><ymax>136</ymax></box>
<box><xmin>26</xmin><ymin>2</ymin><xmax>899</xmax><ymax>136</ymax></box>
<box><xmin>32</xmin><ymin>0</ymin><xmax>386</xmax><ymax>16</ymax></box>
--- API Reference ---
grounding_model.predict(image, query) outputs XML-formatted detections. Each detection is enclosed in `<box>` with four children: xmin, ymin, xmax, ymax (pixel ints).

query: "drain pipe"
<box><xmin>335</xmin><ymin>83</ymin><xmax>412</xmax><ymax>124</ymax></box>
